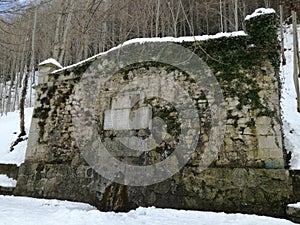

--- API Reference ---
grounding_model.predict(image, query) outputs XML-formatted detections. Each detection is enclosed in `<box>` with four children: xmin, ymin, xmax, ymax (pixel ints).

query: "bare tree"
<box><xmin>167</xmin><ymin>0</ymin><xmax>181</xmax><ymax>37</ymax></box>
<box><xmin>155</xmin><ymin>0</ymin><xmax>161</xmax><ymax>37</ymax></box>
<box><xmin>20</xmin><ymin>1</ymin><xmax>39</xmax><ymax>136</ymax></box>
<box><xmin>234</xmin><ymin>0</ymin><xmax>239</xmax><ymax>31</ymax></box>
<box><xmin>220</xmin><ymin>0</ymin><xmax>224</xmax><ymax>32</ymax></box>
<box><xmin>280</xmin><ymin>2</ymin><xmax>286</xmax><ymax>65</ymax></box>
<box><xmin>292</xmin><ymin>10</ymin><xmax>300</xmax><ymax>112</ymax></box>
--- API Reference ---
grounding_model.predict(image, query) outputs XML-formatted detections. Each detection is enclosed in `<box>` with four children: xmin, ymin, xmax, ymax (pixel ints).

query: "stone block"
<box><xmin>257</xmin><ymin>147</ymin><xmax>284</xmax><ymax>161</ymax></box>
<box><xmin>238</xmin><ymin>118</ymin><xmax>248</xmax><ymax>124</ymax></box>
<box><xmin>258</xmin><ymin>136</ymin><xmax>280</xmax><ymax>150</ymax></box>
<box><xmin>115</xmin><ymin>136</ymin><xmax>158</xmax><ymax>152</ymax></box>
<box><xmin>0</xmin><ymin>164</ymin><xmax>19</xmax><ymax>179</ymax></box>
<box><xmin>104</xmin><ymin>107</ymin><xmax>152</xmax><ymax>130</ymax></box>
<box><xmin>256</xmin><ymin>124</ymin><xmax>271</xmax><ymax>135</ymax></box>
<box><xmin>111</xmin><ymin>91</ymin><xmax>145</xmax><ymax>109</ymax></box>
<box><xmin>256</xmin><ymin>116</ymin><xmax>271</xmax><ymax>125</ymax></box>
<box><xmin>243</xmin><ymin>127</ymin><xmax>253</xmax><ymax>135</ymax></box>
<box><xmin>258</xmin><ymin>148</ymin><xmax>271</xmax><ymax>159</ymax></box>
<box><xmin>264</xmin><ymin>159</ymin><xmax>285</xmax><ymax>169</ymax></box>
<box><xmin>269</xmin><ymin>148</ymin><xmax>284</xmax><ymax>159</ymax></box>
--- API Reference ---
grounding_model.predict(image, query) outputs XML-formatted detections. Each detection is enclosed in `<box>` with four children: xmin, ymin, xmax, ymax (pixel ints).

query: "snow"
<box><xmin>39</xmin><ymin>58</ymin><xmax>63</xmax><ymax>69</ymax></box>
<box><xmin>0</xmin><ymin>175</ymin><xmax>17</xmax><ymax>187</ymax></box>
<box><xmin>0</xmin><ymin>195</ymin><xmax>296</xmax><ymax>225</ymax></box>
<box><xmin>122</xmin><ymin>31</ymin><xmax>247</xmax><ymax>45</ymax></box>
<box><xmin>53</xmin><ymin>31</ymin><xmax>247</xmax><ymax>74</ymax></box>
<box><xmin>245</xmin><ymin>8</ymin><xmax>276</xmax><ymax>21</ymax></box>
<box><xmin>288</xmin><ymin>202</ymin><xmax>300</xmax><ymax>209</ymax></box>
<box><xmin>0</xmin><ymin>108</ymin><xmax>33</xmax><ymax>166</ymax></box>
<box><xmin>281</xmin><ymin>24</ymin><xmax>300</xmax><ymax>169</ymax></box>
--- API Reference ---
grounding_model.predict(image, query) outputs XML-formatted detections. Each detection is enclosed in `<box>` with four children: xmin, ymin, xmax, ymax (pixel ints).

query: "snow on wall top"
<box><xmin>122</xmin><ymin>31</ymin><xmax>247</xmax><ymax>45</ymax></box>
<box><xmin>245</xmin><ymin>8</ymin><xmax>276</xmax><ymax>21</ymax></box>
<box><xmin>52</xmin><ymin>31</ymin><xmax>247</xmax><ymax>74</ymax></box>
<box><xmin>288</xmin><ymin>202</ymin><xmax>300</xmax><ymax>209</ymax></box>
<box><xmin>39</xmin><ymin>58</ymin><xmax>63</xmax><ymax>69</ymax></box>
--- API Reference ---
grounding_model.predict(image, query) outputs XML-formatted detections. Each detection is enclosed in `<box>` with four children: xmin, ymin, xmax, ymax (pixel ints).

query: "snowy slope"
<box><xmin>0</xmin><ymin>196</ymin><xmax>296</xmax><ymax>225</ymax></box>
<box><xmin>281</xmin><ymin>24</ymin><xmax>300</xmax><ymax>169</ymax></box>
<box><xmin>0</xmin><ymin>108</ymin><xmax>33</xmax><ymax>165</ymax></box>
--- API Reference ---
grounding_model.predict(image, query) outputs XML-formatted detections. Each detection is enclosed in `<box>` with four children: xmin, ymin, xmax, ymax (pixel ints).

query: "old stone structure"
<box><xmin>14</xmin><ymin>10</ymin><xmax>300</xmax><ymax>218</ymax></box>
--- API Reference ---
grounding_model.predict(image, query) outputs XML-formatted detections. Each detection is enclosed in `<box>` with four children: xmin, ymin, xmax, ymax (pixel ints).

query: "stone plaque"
<box><xmin>104</xmin><ymin>106</ymin><xmax>152</xmax><ymax>130</ymax></box>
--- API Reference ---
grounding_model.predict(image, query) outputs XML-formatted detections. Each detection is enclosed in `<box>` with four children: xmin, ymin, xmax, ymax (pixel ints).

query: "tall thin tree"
<box><xmin>280</xmin><ymin>2</ymin><xmax>286</xmax><ymax>65</ymax></box>
<box><xmin>292</xmin><ymin>10</ymin><xmax>300</xmax><ymax>112</ymax></box>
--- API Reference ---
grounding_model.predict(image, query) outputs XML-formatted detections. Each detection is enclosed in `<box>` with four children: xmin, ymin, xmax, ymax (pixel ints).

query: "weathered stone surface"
<box><xmin>14</xmin><ymin>164</ymin><xmax>293</xmax><ymax>217</ymax></box>
<box><xmin>0</xmin><ymin>164</ymin><xmax>19</xmax><ymax>179</ymax></box>
<box><xmin>104</xmin><ymin>107</ymin><xmax>152</xmax><ymax>130</ymax></box>
<box><xmin>111</xmin><ymin>91</ymin><xmax>145</xmax><ymax>110</ymax></box>
<box><xmin>291</xmin><ymin>170</ymin><xmax>300</xmax><ymax>203</ymax></box>
<box><xmin>0</xmin><ymin>186</ymin><xmax>15</xmax><ymax>195</ymax></box>
<box><xmin>286</xmin><ymin>203</ymin><xmax>300</xmax><ymax>224</ymax></box>
<box><xmin>287</xmin><ymin>205</ymin><xmax>300</xmax><ymax>218</ymax></box>
<box><xmin>15</xmin><ymin>12</ymin><xmax>293</xmax><ymax>219</ymax></box>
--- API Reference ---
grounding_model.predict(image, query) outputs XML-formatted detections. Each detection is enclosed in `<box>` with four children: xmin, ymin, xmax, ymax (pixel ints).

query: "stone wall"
<box><xmin>14</xmin><ymin>11</ymin><xmax>298</xmax><ymax>218</ymax></box>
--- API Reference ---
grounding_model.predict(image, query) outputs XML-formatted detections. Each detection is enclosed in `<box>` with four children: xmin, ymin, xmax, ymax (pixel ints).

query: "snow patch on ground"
<box><xmin>245</xmin><ymin>8</ymin><xmax>276</xmax><ymax>20</ymax></box>
<box><xmin>0</xmin><ymin>108</ymin><xmax>33</xmax><ymax>166</ymax></box>
<box><xmin>281</xmin><ymin>25</ymin><xmax>300</xmax><ymax>169</ymax></box>
<box><xmin>0</xmin><ymin>196</ymin><xmax>296</xmax><ymax>225</ymax></box>
<box><xmin>0</xmin><ymin>175</ymin><xmax>17</xmax><ymax>187</ymax></box>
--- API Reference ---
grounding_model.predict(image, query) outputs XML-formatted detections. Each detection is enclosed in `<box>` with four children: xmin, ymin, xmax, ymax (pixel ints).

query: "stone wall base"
<box><xmin>14</xmin><ymin>162</ymin><xmax>295</xmax><ymax>218</ymax></box>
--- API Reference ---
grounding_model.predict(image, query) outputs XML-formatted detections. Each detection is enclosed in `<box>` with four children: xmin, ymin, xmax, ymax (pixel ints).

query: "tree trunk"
<box><xmin>292</xmin><ymin>10</ymin><xmax>300</xmax><ymax>112</ymax></box>
<box><xmin>264</xmin><ymin>0</ymin><xmax>270</xmax><ymax>8</ymax></box>
<box><xmin>220</xmin><ymin>0</ymin><xmax>224</xmax><ymax>32</ymax></box>
<box><xmin>59</xmin><ymin>0</ymin><xmax>76</xmax><ymax>65</ymax></box>
<box><xmin>242</xmin><ymin>0</ymin><xmax>246</xmax><ymax>30</ymax></box>
<box><xmin>234</xmin><ymin>0</ymin><xmax>239</xmax><ymax>31</ymax></box>
<box><xmin>19</xmin><ymin>2</ymin><xmax>38</xmax><ymax>136</ymax></box>
<box><xmin>155</xmin><ymin>0</ymin><xmax>160</xmax><ymax>37</ymax></box>
<box><xmin>19</xmin><ymin>71</ymin><xmax>29</xmax><ymax>136</ymax></box>
<box><xmin>53</xmin><ymin>7</ymin><xmax>63</xmax><ymax>61</ymax></box>
<box><xmin>224</xmin><ymin>2</ymin><xmax>228</xmax><ymax>32</ymax></box>
<box><xmin>29</xmin><ymin>1</ymin><xmax>38</xmax><ymax>108</ymax></box>
<box><xmin>0</xmin><ymin>82</ymin><xmax>3</xmax><ymax>116</ymax></box>
<box><xmin>280</xmin><ymin>3</ymin><xmax>286</xmax><ymax>65</ymax></box>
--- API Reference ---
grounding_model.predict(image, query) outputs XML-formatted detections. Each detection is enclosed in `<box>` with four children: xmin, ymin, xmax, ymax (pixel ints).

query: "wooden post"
<box><xmin>292</xmin><ymin>10</ymin><xmax>300</xmax><ymax>112</ymax></box>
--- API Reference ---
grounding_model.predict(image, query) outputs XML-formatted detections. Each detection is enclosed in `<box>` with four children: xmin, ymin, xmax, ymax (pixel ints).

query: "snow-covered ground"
<box><xmin>281</xmin><ymin>24</ymin><xmax>300</xmax><ymax>169</ymax></box>
<box><xmin>0</xmin><ymin>107</ymin><xmax>33</xmax><ymax>165</ymax></box>
<box><xmin>0</xmin><ymin>195</ymin><xmax>297</xmax><ymax>225</ymax></box>
<box><xmin>0</xmin><ymin>175</ymin><xmax>16</xmax><ymax>187</ymax></box>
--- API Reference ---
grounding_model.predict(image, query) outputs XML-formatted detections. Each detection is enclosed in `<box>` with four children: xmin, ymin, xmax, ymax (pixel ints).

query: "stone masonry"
<box><xmin>14</xmin><ymin>10</ymin><xmax>300</xmax><ymax>219</ymax></box>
